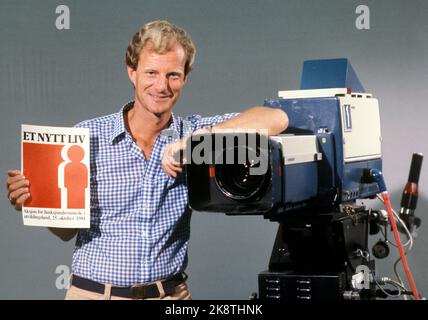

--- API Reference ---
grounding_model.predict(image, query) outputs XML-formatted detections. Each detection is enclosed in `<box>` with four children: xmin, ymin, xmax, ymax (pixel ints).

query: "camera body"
<box><xmin>187</xmin><ymin>87</ymin><xmax>382</xmax><ymax>219</ymax></box>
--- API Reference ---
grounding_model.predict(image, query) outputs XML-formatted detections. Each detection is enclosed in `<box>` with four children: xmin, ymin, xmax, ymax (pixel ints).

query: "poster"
<box><xmin>21</xmin><ymin>124</ymin><xmax>90</xmax><ymax>228</ymax></box>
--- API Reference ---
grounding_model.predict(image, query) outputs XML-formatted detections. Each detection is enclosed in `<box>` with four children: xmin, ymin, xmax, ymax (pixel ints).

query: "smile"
<box><xmin>149</xmin><ymin>94</ymin><xmax>171</xmax><ymax>101</ymax></box>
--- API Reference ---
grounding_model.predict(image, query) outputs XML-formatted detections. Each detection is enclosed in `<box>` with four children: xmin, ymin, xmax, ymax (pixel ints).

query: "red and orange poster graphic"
<box><xmin>21</xmin><ymin>124</ymin><xmax>90</xmax><ymax>228</ymax></box>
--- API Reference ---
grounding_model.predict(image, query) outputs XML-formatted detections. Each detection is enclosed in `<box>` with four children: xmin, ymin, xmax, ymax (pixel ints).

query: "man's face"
<box><xmin>127</xmin><ymin>42</ymin><xmax>187</xmax><ymax>118</ymax></box>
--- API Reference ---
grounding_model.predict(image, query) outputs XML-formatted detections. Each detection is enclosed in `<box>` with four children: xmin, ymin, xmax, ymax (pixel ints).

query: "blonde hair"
<box><xmin>125</xmin><ymin>20</ymin><xmax>196</xmax><ymax>75</ymax></box>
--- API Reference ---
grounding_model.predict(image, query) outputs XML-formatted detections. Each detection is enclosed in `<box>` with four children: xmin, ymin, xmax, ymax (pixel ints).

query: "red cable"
<box><xmin>382</xmin><ymin>192</ymin><xmax>421</xmax><ymax>300</ymax></box>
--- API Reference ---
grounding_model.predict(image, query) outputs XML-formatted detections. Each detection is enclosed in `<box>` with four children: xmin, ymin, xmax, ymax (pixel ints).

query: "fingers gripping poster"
<box><xmin>21</xmin><ymin>125</ymin><xmax>90</xmax><ymax>228</ymax></box>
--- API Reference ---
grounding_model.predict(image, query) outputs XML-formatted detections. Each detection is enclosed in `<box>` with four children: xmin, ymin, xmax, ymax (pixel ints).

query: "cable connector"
<box><xmin>374</xmin><ymin>276</ymin><xmax>389</xmax><ymax>285</ymax></box>
<box><xmin>367</xmin><ymin>168</ymin><xmax>387</xmax><ymax>193</ymax></box>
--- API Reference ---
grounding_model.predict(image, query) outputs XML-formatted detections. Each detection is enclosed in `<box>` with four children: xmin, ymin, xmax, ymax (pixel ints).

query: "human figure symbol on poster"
<box><xmin>59</xmin><ymin>145</ymin><xmax>88</xmax><ymax>209</ymax></box>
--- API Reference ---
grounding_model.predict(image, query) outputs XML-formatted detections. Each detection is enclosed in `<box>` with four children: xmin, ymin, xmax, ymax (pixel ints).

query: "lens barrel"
<box><xmin>214</xmin><ymin>146</ymin><xmax>270</xmax><ymax>201</ymax></box>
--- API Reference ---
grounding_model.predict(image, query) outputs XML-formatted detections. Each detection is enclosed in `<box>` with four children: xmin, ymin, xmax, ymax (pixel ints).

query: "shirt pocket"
<box><xmin>92</xmin><ymin>159</ymin><xmax>142</xmax><ymax>212</ymax></box>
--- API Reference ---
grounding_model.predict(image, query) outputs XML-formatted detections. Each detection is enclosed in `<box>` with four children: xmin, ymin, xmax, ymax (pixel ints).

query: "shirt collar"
<box><xmin>109</xmin><ymin>101</ymin><xmax>182</xmax><ymax>144</ymax></box>
<box><xmin>109</xmin><ymin>101</ymin><xmax>134</xmax><ymax>144</ymax></box>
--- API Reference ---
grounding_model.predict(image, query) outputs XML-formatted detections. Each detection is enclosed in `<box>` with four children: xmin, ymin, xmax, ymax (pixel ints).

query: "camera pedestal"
<box><xmin>258</xmin><ymin>209</ymin><xmax>376</xmax><ymax>300</ymax></box>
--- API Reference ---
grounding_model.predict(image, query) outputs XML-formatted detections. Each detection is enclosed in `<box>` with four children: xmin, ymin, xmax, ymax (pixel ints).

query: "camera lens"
<box><xmin>215</xmin><ymin>146</ymin><xmax>271</xmax><ymax>201</ymax></box>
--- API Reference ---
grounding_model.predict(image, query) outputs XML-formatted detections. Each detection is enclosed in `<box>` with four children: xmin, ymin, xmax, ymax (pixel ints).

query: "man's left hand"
<box><xmin>162</xmin><ymin>138</ymin><xmax>187</xmax><ymax>178</ymax></box>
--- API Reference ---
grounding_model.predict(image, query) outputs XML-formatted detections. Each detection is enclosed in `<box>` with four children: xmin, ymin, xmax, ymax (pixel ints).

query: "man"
<box><xmin>6</xmin><ymin>20</ymin><xmax>288</xmax><ymax>300</ymax></box>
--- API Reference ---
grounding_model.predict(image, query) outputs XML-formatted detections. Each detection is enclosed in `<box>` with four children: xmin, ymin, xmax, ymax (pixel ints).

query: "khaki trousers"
<box><xmin>65</xmin><ymin>280</ymin><xmax>192</xmax><ymax>300</ymax></box>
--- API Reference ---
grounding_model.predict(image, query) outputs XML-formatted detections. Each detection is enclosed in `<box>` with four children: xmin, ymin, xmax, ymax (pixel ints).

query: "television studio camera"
<box><xmin>185</xmin><ymin>59</ymin><xmax>424</xmax><ymax>301</ymax></box>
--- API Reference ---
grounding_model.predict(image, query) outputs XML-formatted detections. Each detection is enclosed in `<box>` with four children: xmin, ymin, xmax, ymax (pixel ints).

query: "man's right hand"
<box><xmin>6</xmin><ymin>170</ymin><xmax>30</xmax><ymax>211</ymax></box>
<box><xmin>6</xmin><ymin>170</ymin><xmax>78</xmax><ymax>241</ymax></box>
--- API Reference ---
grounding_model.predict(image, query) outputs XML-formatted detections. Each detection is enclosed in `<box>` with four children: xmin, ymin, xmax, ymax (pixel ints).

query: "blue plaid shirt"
<box><xmin>71</xmin><ymin>101</ymin><xmax>238</xmax><ymax>286</ymax></box>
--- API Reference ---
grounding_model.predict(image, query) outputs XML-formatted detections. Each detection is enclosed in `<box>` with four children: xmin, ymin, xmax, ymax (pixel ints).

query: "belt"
<box><xmin>71</xmin><ymin>273</ymin><xmax>187</xmax><ymax>299</ymax></box>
